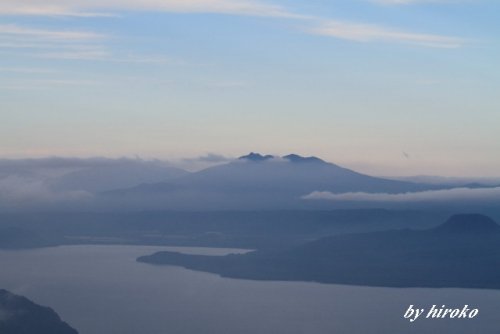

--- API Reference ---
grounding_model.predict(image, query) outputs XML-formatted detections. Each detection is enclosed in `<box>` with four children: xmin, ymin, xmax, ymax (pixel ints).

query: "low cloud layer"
<box><xmin>178</xmin><ymin>153</ymin><xmax>234</xmax><ymax>171</ymax></box>
<box><xmin>0</xmin><ymin>175</ymin><xmax>93</xmax><ymax>210</ymax></box>
<box><xmin>0</xmin><ymin>156</ymin><xmax>169</xmax><ymax>171</ymax></box>
<box><xmin>0</xmin><ymin>157</ymin><xmax>182</xmax><ymax>210</ymax></box>
<box><xmin>303</xmin><ymin>187</ymin><xmax>500</xmax><ymax>203</ymax></box>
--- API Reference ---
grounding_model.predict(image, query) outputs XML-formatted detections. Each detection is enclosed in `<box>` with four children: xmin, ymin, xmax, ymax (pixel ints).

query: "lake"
<box><xmin>0</xmin><ymin>245</ymin><xmax>498</xmax><ymax>334</ymax></box>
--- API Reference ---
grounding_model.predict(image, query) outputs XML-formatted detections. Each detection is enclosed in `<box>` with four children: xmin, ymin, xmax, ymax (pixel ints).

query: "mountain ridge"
<box><xmin>138</xmin><ymin>214</ymin><xmax>500</xmax><ymax>289</ymax></box>
<box><xmin>102</xmin><ymin>152</ymin><xmax>445</xmax><ymax>210</ymax></box>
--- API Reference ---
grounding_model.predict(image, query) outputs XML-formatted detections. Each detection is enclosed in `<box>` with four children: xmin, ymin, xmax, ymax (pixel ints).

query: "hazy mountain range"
<box><xmin>101</xmin><ymin>153</ymin><xmax>500</xmax><ymax>210</ymax></box>
<box><xmin>0</xmin><ymin>153</ymin><xmax>498</xmax><ymax>211</ymax></box>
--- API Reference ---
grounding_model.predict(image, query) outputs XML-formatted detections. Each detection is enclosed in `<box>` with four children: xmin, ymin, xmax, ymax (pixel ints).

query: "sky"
<box><xmin>1</xmin><ymin>0</ymin><xmax>499</xmax><ymax>177</ymax></box>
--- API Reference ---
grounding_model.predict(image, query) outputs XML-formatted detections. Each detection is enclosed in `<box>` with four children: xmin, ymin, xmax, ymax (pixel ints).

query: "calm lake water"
<box><xmin>0</xmin><ymin>245</ymin><xmax>498</xmax><ymax>334</ymax></box>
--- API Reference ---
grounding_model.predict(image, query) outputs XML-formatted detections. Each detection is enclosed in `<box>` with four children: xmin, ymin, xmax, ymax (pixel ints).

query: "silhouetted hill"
<box><xmin>435</xmin><ymin>214</ymin><xmax>500</xmax><ymax>234</ymax></box>
<box><xmin>0</xmin><ymin>289</ymin><xmax>78</xmax><ymax>334</ymax></box>
<box><xmin>138</xmin><ymin>214</ymin><xmax>500</xmax><ymax>289</ymax></box>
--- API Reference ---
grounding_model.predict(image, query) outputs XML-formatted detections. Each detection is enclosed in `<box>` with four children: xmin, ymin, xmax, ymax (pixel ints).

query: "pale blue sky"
<box><xmin>1</xmin><ymin>0</ymin><xmax>499</xmax><ymax>176</ymax></box>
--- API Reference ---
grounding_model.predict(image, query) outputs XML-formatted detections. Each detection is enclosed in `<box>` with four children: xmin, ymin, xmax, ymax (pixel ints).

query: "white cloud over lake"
<box><xmin>303</xmin><ymin>187</ymin><xmax>500</xmax><ymax>203</ymax></box>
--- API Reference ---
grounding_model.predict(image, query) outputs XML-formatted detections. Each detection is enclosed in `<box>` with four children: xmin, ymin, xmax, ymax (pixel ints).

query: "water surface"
<box><xmin>0</xmin><ymin>245</ymin><xmax>498</xmax><ymax>334</ymax></box>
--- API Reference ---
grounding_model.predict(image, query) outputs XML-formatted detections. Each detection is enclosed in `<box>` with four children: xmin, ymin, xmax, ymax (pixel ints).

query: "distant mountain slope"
<box><xmin>104</xmin><ymin>153</ymin><xmax>443</xmax><ymax>210</ymax></box>
<box><xmin>138</xmin><ymin>214</ymin><xmax>500</xmax><ymax>289</ymax></box>
<box><xmin>0</xmin><ymin>289</ymin><xmax>78</xmax><ymax>334</ymax></box>
<box><xmin>155</xmin><ymin>152</ymin><xmax>434</xmax><ymax>193</ymax></box>
<box><xmin>48</xmin><ymin>159</ymin><xmax>188</xmax><ymax>193</ymax></box>
<box><xmin>388</xmin><ymin>175</ymin><xmax>500</xmax><ymax>187</ymax></box>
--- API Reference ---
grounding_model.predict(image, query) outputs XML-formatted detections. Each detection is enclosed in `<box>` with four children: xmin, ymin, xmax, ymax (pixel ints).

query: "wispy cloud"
<box><xmin>302</xmin><ymin>187</ymin><xmax>500</xmax><ymax>203</ymax></box>
<box><xmin>0</xmin><ymin>0</ymin><xmax>300</xmax><ymax>18</ymax></box>
<box><xmin>176</xmin><ymin>153</ymin><xmax>234</xmax><ymax>171</ymax></box>
<box><xmin>0</xmin><ymin>41</ymin><xmax>67</xmax><ymax>49</ymax></box>
<box><xmin>0</xmin><ymin>2</ymin><xmax>117</xmax><ymax>17</ymax></box>
<box><xmin>0</xmin><ymin>24</ymin><xmax>112</xmax><ymax>64</ymax></box>
<box><xmin>0</xmin><ymin>79</ymin><xmax>101</xmax><ymax>91</ymax></box>
<box><xmin>306</xmin><ymin>20</ymin><xmax>464</xmax><ymax>48</ymax></box>
<box><xmin>0</xmin><ymin>67</ymin><xmax>56</xmax><ymax>74</ymax></box>
<box><xmin>38</xmin><ymin>47</ymin><xmax>111</xmax><ymax>61</ymax></box>
<box><xmin>38</xmin><ymin>49</ymin><xmax>175</xmax><ymax>64</ymax></box>
<box><xmin>0</xmin><ymin>24</ymin><xmax>175</xmax><ymax>64</ymax></box>
<box><xmin>0</xmin><ymin>24</ymin><xmax>105</xmax><ymax>41</ymax></box>
<box><xmin>373</xmin><ymin>0</ymin><xmax>425</xmax><ymax>4</ymax></box>
<box><xmin>372</xmin><ymin>0</ymin><xmax>463</xmax><ymax>5</ymax></box>
<box><xmin>0</xmin><ymin>0</ymin><xmax>467</xmax><ymax>76</ymax></box>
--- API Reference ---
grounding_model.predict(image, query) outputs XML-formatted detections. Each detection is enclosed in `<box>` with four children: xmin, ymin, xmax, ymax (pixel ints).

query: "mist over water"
<box><xmin>0</xmin><ymin>245</ymin><xmax>498</xmax><ymax>334</ymax></box>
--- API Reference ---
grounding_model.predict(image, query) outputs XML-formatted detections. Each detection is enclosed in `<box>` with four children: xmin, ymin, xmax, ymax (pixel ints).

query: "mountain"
<box><xmin>104</xmin><ymin>153</ymin><xmax>443</xmax><ymax>210</ymax></box>
<box><xmin>435</xmin><ymin>213</ymin><xmax>500</xmax><ymax>234</ymax></box>
<box><xmin>138</xmin><ymin>214</ymin><xmax>500</xmax><ymax>289</ymax></box>
<box><xmin>0</xmin><ymin>289</ymin><xmax>78</xmax><ymax>334</ymax></box>
<box><xmin>238</xmin><ymin>152</ymin><xmax>274</xmax><ymax>162</ymax></box>
<box><xmin>282</xmin><ymin>154</ymin><xmax>325</xmax><ymax>164</ymax></box>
